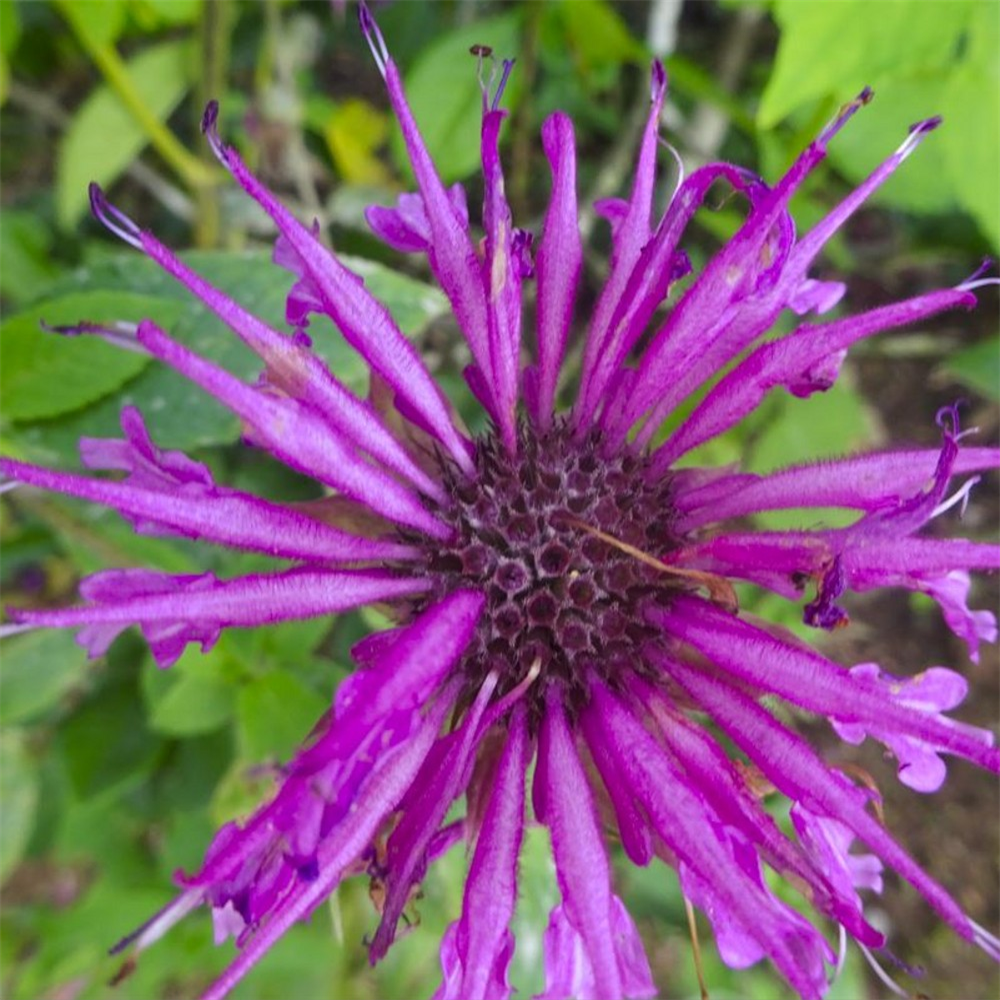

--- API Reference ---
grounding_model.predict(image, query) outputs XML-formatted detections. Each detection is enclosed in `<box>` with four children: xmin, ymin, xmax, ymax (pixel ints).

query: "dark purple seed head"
<box><xmin>406</xmin><ymin>421</ymin><xmax>684</xmax><ymax>718</ymax></box>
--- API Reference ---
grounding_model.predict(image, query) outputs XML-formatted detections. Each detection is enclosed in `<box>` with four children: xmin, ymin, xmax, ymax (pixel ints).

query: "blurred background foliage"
<box><xmin>0</xmin><ymin>1</ymin><xmax>997</xmax><ymax>998</ymax></box>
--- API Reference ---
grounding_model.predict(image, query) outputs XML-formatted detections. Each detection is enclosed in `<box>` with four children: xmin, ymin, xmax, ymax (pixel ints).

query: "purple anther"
<box><xmin>200</xmin><ymin>101</ymin><xmax>229</xmax><ymax>166</ymax></box>
<box><xmin>491</xmin><ymin>58</ymin><xmax>516</xmax><ymax>112</ymax></box>
<box><xmin>89</xmin><ymin>183</ymin><xmax>143</xmax><ymax>250</ymax></box>
<box><xmin>820</xmin><ymin>86</ymin><xmax>874</xmax><ymax>145</ymax></box>
<box><xmin>650</xmin><ymin>60</ymin><xmax>667</xmax><ymax>103</ymax></box>
<box><xmin>40</xmin><ymin>319</ymin><xmax>146</xmax><ymax>354</ymax></box>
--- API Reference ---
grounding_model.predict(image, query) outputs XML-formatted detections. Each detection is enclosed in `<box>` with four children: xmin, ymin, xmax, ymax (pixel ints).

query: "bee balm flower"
<box><xmin>3</xmin><ymin>6</ymin><xmax>998</xmax><ymax>999</ymax></box>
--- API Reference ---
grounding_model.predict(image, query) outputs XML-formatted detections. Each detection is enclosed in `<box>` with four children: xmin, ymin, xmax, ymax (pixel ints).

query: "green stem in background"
<box><xmin>55</xmin><ymin>0</ymin><xmax>220</xmax><ymax>196</ymax></box>
<box><xmin>194</xmin><ymin>0</ymin><xmax>234</xmax><ymax>248</ymax></box>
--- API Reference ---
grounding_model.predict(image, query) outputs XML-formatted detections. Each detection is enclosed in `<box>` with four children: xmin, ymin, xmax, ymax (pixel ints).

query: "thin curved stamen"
<box><xmin>357</xmin><ymin>1</ymin><xmax>389</xmax><ymax>78</ymax></box>
<box><xmin>89</xmin><ymin>183</ymin><xmax>143</xmax><ymax>250</ymax></box>
<box><xmin>931</xmin><ymin>475</ymin><xmax>981</xmax><ymax>519</ymax></box>
<box><xmin>41</xmin><ymin>319</ymin><xmax>147</xmax><ymax>354</ymax></box>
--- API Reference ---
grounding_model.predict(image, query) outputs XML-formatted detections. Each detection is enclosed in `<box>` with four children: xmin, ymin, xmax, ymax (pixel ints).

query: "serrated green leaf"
<box><xmin>0</xmin><ymin>291</ymin><xmax>182</xmax><ymax>421</ymax></box>
<box><xmin>0</xmin><ymin>629</ymin><xmax>89</xmax><ymax>725</ymax></box>
<box><xmin>0</xmin><ymin>730</ymin><xmax>39</xmax><ymax>880</ymax></box>
<box><xmin>237</xmin><ymin>672</ymin><xmax>328</xmax><ymax>761</ymax></box>
<box><xmin>391</xmin><ymin>12</ymin><xmax>522</xmax><ymax>183</ymax></box>
<box><xmin>941</xmin><ymin>337</ymin><xmax>1000</xmax><ymax>401</ymax></box>
<box><xmin>56</xmin><ymin>38</ymin><xmax>193</xmax><ymax>228</ymax></box>
<box><xmin>5</xmin><ymin>250</ymin><xmax>447</xmax><ymax>465</ymax></box>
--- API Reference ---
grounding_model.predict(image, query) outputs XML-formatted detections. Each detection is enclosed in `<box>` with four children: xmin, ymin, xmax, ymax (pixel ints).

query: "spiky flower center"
<box><xmin>409</xmin><ymin>422</ymin><xmax>683</xmax><ymax>717</ymax></box>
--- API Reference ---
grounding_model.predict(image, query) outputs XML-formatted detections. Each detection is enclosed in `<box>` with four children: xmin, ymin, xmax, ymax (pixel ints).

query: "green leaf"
<box><xmin>58</xmin><ymin>0</ymin><xmax>129</xmax><ymax>49</ymax></box>
<box><xmin>237</xmin><ymin>672</ymin><xmax>328</xmax><ymax>761</ymax></box>
<box><xmin>58</xmin><ymin>677</ymin><xmax>163</xmax><ymax>797</ymax></box>
<box><xmin>759</xmin><ymin>0</ymin><xmax>973</xmax><ymax>128</ymax></box>
<box><xmin>128</xmin><ymin>0</ymin><xmax>201</xmax><ymax>28</ymax></box>
<box><xmin>0</xmin><ymin>730</ymin><xmax>39</xmax><ymax>880</ymax></box>
<box><xmin>941</xmin><ymin>338</ymin><xmax>1000</xmax><ymax>401</ymax></box>
<box><xmin>0</xmin><ymin>630</ymin><xmax>89</xmax><ymax>725</ymax></box>
<box><xmin>549</xmin><ymin>0</ymin><xmax>646</xmax><ymax>73</ymax></box>
<box><xmin>940</xmin><ymin>4</ymin><xmax>1000</xmax><ymax>248</ymax></box>
<box><xmin>5</xmin><ymin>250</ymin><xmax>447</xmax><ymax>464</ymax></box>
<box><xmin>56</xmin><ymin>38</ymin><xmax>193</xmax><ymax>228</ymax></box>
<box><xmin>0</xmin><ymin>0</ymin><xmax>21</xmax><ymax>57</ymax></box>
<box><xmin>391</xmin><ymin>12</ymin><xmax>522</xmax><ymax>183</ymax></box>
<box><xmin>0</xmin><ymin>290</ymin><xmax>182</xmax><ymax>422</ymax></box>
<box><xmin>0</xmin><ymin>210</ymin><xmax>63</xmax><ymax>307</ymax></box>
<box><xmin>143</xmin><ymin>644</ymin><xmax>239</xmax><ymax>736</ymax></box>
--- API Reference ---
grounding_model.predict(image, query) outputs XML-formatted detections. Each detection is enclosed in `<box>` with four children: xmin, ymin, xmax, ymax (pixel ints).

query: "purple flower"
<box><xmin>3</xmin><ymin>7</ymin><xmax>999</xmax><ymax>999</ymax></box>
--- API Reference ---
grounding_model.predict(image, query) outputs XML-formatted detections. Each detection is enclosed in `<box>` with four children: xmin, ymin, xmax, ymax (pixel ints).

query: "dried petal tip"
<box><xmin>358</xmin><ymin>2</ymin><xmax>389</xmax><ymax>78</ymax></box>
<box><xmin>821</xmin><ymin>85</ymin><xmax>874</xmax><ymax>144</ymax></box>
<box><xmin>89</xmin><ymin>183</ymin><xmax>143</xmax><ymax>250</ymax></box>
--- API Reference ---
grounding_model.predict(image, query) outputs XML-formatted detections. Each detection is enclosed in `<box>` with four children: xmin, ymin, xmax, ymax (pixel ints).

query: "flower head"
<box><xmin>3</xmin><ymin>6</ymin><xmax>999</xmax><ymax>999</ymax></box>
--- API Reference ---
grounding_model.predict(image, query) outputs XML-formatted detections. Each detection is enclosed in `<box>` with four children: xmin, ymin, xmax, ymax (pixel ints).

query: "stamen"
<box><xmin>683</xmin><ymin>895</ymin><xmax>710</xmax><ymax>1000</ymax></box>
<box><xmin>481</xmin><ymin>657</ymin><xmax>541</xmax><ymax>730</ymax></box>
<box><xmin>857</xmin><ymin>943</ymin><xmax>912</xmax><ymax>999</ymax></box>
<box><xmin>0</xmin><ymin>623</ymin><xmax>36</xmax><ymax>639</ymax></box>
<box><xmin>492</xmin><ymin>58</ymin><xmax>516</xmax><ymax>112</ymax></box>
<box><xmin>88</xmin><ymin>183</ymin><xmax>143</xmax><ymax>250</ymax></box>
<box><xmin>563</xmin><ymin>516</ymin><xmax>738</xmax><ymax>612</ymax></box>
<box><xmin>970</xmin><ymin>917</ymin><xmax>1000</xmax><ymax>961</ymax></box>
<box><xmin>931</xmin><ymin>475</ymin><xmax>981</xmax><ymax>520</ymax></box>
<box><xmin>895</xmin><ymin>115</ymin><xmax>942</xmax><ymax>161</ymax></box>
<box><xmin>958</xmin><ymin>257</ymin><xmax>998</xmax><ymax>291</ymax></box>
<box><xmin>472</xmin><ymin>44</ymin><xmax>496</xmax><ymax>117</ymax></box>
<box><xmin>650</xmin><ymin>59</ymin><xmax>667</xmax><ymax>103</ymax></box>
<box><xmin>40</xmin><ymin>320</ymin><xmax>147</xmax><ymax>355</ymax></box>
<box><xmin>819</xmin><ymin>86</ymin><xmax>874</xmax><ymax>145</ymax></box>
<box><xmin>200</xmin><ymin>101</ymin><xmax>230</xmax><ymax>167</ymax></box>
<box><xmin>358</xmin><ymin>2</ymin><xmax>389</xmax><ymax>79</ymax></box>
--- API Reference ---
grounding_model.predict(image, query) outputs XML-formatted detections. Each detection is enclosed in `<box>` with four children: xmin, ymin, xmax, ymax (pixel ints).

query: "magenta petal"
<box><xmin>366</xmin><ymin>183</ymin><xmax>470</xmax><ymax>254</ymax></box>
<box><xmin>0</xmin><ymin>452</ymin><xmax>413</xmax><ymax>565</ymax></box>
<box><xmin>370</xmin><ymin>672</ymin><xmax>499</xmax><ymax>961</ymax></box>
<box><xmin>656</xmin><ymin>597</ymin><xmax>1000</xmax><ymax>774</ymax></box>
<box><xmin>655</xmin><ymin>287</ymin><xmax>975</xmax><ymax>468</ymax></box>
<box><xmin>130</xmin><ymin>228</ymin><xmax>445</xmax><ymax>499</ymax></box>
<box><xmin>201</xmin><ymin>108</ymin><xmax>473</xmax><ymax>474</ymax></box>
<box><xmin>480</xmin><ymin>108</ymin><xmax>522</xmax><ymax>448</ymax></box>
<box><xmin>676</xmin><ymin>446</ymin><xmax>1000</xmax><ymax>530</ymax></box>
<box><xmin>830</xmin><ymin>663</ymin><xmax>991</xmax><ymax>792</ymax></box>
<box><xmin>536</xmin><ymin>897</ymin><xmax>654</xmax><ymax>1000</ymax></box>
<box><xmin>199</xmin><ymin>688</ymin><xmax>455</xmax><ymax>1000</ymax></box>
<box><xmin>134</xmin><ymin>321</ymin><xmax>450</xmax><ymax>538</ymax></box>
<box><xmin>663</xmin><ymin>656</ymin><xmax>978</xmax><ymax>947</ymax></box>
<box><xmin>13</xmin><ymin>567</ymin><xmax>427</xmax><ymax>667</ymax></box>
<box><xmin>434</xmin><ymin>705</ymin><xmax>529</xmax><ymax>1000</ymax></box>
<box><xmin>529</xmin><ymin>112</ymin><xmax>581</xmax><ymax>429</ymax></box>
